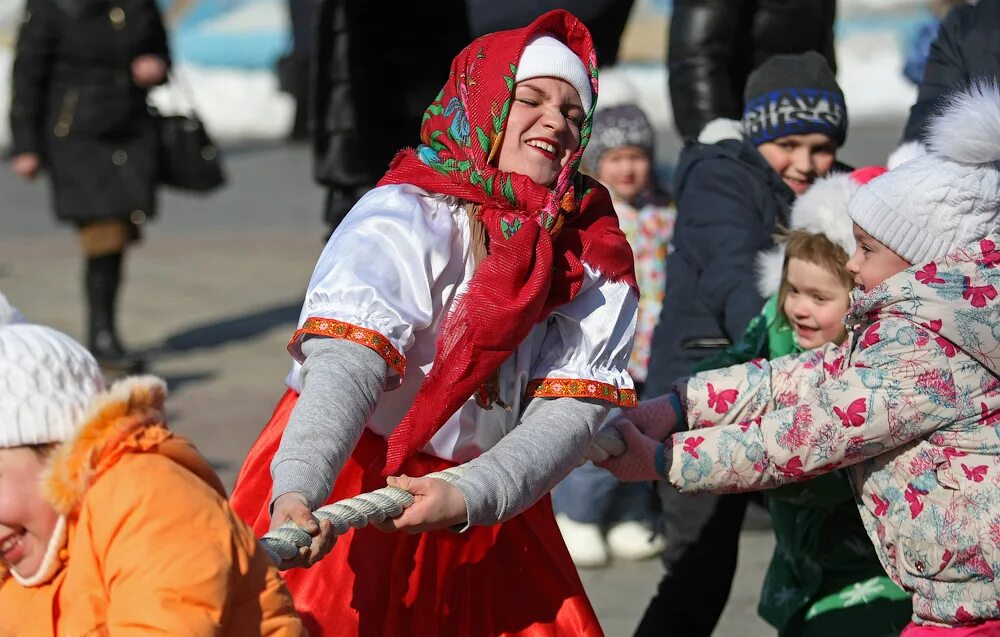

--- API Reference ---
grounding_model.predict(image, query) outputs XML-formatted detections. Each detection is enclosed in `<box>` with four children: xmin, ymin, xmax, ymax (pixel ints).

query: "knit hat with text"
<box><xmin>742</xmin><ymin>51</ymin><xmax>847</xmax><ymax>147</ymax></box>
<box><xmin>848</xmin><ymin>82</ymin><xmax>1000</xmax><ymax>264</ymax></box>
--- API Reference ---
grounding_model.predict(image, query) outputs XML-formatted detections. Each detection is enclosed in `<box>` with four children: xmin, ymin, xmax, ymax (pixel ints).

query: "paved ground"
<box><xmin>0</xmin><ymin>116</ymin><xmax>904</xmax><ymax>635</ymax></box>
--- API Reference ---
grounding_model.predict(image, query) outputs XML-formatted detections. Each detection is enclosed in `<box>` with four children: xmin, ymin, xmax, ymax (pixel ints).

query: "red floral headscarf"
<box><xmin>378</xmin><ymin>9</ymin><xmax>637</xmax><ymax>474</ymax></box>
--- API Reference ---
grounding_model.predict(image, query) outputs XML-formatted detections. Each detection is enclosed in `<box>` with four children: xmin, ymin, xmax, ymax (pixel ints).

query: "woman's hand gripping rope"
<box><xmin>262</xmin><ymin>467</ymin><xmax>465</xmax><ymax>568</ymax></box>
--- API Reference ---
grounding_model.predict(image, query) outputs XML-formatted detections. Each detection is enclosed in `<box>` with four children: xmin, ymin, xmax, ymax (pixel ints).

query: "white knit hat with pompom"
<box><xmin>848</xmin><ymin>81</ymin><xmax>1000</xmax><ymax>264</ymax></box>
<box><xmin>0</xmin><ymin>324</ymin><xmax>105</xmax><ymax>448</ymax></box>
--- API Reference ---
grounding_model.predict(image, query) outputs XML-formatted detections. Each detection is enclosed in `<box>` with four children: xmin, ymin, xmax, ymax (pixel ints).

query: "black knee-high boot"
<box><xmin>85</xmin><ymin>252</ymin><xmax>142</xmax><ymax>370</ymax></box>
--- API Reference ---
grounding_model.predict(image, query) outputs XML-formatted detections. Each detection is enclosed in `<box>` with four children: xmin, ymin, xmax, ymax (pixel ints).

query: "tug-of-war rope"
<box><xmin>260</xmin><ymin>467</ymin><xmax>465</xmax><ymax>564</ymax></box>
<box><xmin>259</xmin><ymin>429</ymin><xmax>627</xmax><ymax>565</ymax></box>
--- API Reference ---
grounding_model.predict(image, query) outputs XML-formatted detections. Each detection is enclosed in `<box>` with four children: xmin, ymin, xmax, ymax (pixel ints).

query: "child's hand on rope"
<box><xmin>622</xmin><ymin>392</ymin><xmax>685</xmax><ymax>441</ymax></box>
<box><xmin>372</xmin><ymin>475</ymin><xmax>468</xmax><ymax>534</ymax></box>
<box><xmin>581</xmin><ymin>393</ymin><xmax>684</xmax><ymax>466</ymax></box>
<box><xmin>596</xmin><ymin>419</ymin><xmax>672</xmax><ymax>482</ymax></box>
<box><xmin>269</xmin><ymin>492</ymin><xmax>335</xmax><ymax>569</ymax></box>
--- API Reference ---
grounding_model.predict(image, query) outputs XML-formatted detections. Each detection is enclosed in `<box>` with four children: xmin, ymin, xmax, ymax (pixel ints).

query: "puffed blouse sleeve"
<box><xmin>526</xmin><ymin>263</ymin><xmax>639</xmax><ymax>407</ymax></box>
<box><xmin>287</xmin><ymin>184</ymin><xmax>461</xmax><ymax>383</ymax></box>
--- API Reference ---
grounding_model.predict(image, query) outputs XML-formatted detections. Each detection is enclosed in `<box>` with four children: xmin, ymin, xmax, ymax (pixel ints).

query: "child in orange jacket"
<box><xmin>0</xmin><ymin>318</ymin><xmax>304</xmax><ymax>636</ymax></box>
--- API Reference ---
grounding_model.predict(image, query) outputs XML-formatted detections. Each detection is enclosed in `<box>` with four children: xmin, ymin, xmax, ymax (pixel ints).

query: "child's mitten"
<box><xmin>621</xmin><ymin>392</ymin><xmax>685</xmax><ymax>441</ymax></box>
<box><xmin>597</xmin><ymin>419</ymin><xmax>670</xmax><ymax>482</ymax></box>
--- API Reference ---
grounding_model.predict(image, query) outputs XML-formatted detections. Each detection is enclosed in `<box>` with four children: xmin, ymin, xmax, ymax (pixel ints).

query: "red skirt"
<box><xmin>230</xmin><ymin>389</ymin><xmax>603</xmax><ymax>637</ymax></box>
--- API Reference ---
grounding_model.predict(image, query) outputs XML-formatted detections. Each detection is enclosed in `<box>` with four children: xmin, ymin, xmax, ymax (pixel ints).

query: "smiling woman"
<box><xmin>496</xmin><ymin>33</ymin><xmax>592</xmax><ymax>188</ymax></box>
<box><xmin>500</xmin><ymin>79</ymin><xmax>584</xmax><ymax>185</ymax></box>
<box><xmin>228</xmin><ymin>10</ymin><xmax>640</xmax><ymax>636</ymax></box>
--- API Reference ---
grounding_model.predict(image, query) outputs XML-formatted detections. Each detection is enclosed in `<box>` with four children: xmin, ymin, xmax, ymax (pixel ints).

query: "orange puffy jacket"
<box><xmin>0</xmin><ymin>377</ymin><xmax>305</xmax><ymax>636</ymax></box>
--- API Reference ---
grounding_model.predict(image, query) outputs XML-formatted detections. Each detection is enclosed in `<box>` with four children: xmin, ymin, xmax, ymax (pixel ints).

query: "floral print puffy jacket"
<box><xmin>668</xmin><ymin>237</ymin><xmax>1000</xmax><ymax>628</ymax></box>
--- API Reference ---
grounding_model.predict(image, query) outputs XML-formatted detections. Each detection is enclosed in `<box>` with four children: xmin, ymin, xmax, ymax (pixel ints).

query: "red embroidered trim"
<box><xmin>525</xmin><ymin>378</ymin><xmax>638</xmax><ymax>407</ymax></box>
<box><xmin>289</xmin><ymin>317</ymin><xmax>406</xmax><ymax>377</ymax></box>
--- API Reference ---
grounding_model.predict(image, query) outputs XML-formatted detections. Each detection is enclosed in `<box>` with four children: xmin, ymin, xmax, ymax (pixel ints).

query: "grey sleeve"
<box><xmin>270</xmin><ymin>337</ymin><xmax>388</xmax><ymax>510</ymax></box>
<box><xmin>451</xmin><ymin>397</ymin><xmax>610</xmax><ymax>526</ymax></box>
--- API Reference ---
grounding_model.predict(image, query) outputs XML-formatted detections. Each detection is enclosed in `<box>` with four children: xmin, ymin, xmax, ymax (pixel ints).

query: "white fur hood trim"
<box><xmin>756</xmin><ymin>246</ymin><xmax>785</xmax><ymax>298</ymax></box>
<box><xmin>755</xmin><ymin>171</ymin><xmax>861</xmax><ymax>297</ymax></box>
<box><xmin>0</xmin><ymin>291</ymin><xmax>25</xmax><ymax>327</ymax></box>
<box><xmin>697</xmin><ymin>118</ymin><xmax>744</xmax><ymax>144</ymax></box>
<box><xmin>789</xmin><ymin>172</ymin><xmax>859</xmax><ymax>256</ymax></box>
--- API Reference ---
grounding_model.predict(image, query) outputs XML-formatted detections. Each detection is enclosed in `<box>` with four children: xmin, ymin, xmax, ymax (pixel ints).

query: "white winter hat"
<box><xmin>848</xmin><ymin>81</ymin><xmax>1000</xmax><ymax>265</ymax></box>
<box><xmin>0</xmin><ymin>324</ymin><xmax>105</xmax><ymax>448</ymax></box>
<box><xmin>516</xmin><ymin>34</ymin><xmax>593</xmax><ymax>113</ymax></box>
<box><xmin>0</xmin><ymin>292</ymin><xmax>25</xmax><ymax>327</ymax></box>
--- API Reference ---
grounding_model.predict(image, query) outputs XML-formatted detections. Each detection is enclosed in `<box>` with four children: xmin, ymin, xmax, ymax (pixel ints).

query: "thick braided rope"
<box><xmin>260</xmin><ymin>467</ymin><xmax>464</xmax><ymax>564</ymax></box>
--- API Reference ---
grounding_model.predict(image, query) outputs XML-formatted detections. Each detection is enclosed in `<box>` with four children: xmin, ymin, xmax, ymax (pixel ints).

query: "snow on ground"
<box><xmin>839</xmin><ymin>0</ymin><xmax>927</xmax><ymax>15</ymax></box>
<box><xmin>146</xmin><ymin>64</ymin><xmax>294</xmax><ymax>141</ymax></box>
<box><xmin>836</xmin><ymin>30</ymin><xmax>917</xmax><ymax>121</ymax></box>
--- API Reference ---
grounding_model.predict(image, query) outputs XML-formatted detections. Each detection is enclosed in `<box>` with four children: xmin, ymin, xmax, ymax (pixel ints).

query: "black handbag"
<box><xmin>156</xmin><ymin>110</ymin><xmax>226</xmax><ymax>192</ymax></box>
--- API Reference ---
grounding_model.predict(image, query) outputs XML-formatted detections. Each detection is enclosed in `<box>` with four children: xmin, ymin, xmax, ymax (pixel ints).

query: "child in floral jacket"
<box><xmin>697</xmin><ymin>168</ymin><xmax>913</xmax><ymax>637</ymax></box>
<box><xmin>600</xmin><ymin>83</ymin><xmax>1000</xmax><ymax>633</ymax></box>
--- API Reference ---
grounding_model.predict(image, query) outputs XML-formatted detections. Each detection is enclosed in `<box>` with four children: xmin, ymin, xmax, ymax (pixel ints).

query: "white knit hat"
<box><xmin>0</xmin><ymin>324</ymin><xmax>105</xmax><ymax>448</ymax></box>
<box><xmin>848</xmin><ymin>82</ymin><xmax>1000</xmax><ymax>265</ymax></box>
<box><xmin>515</xmin><ymin>34</ymin><xmax>593</xmax><ymax>113</ymax></box>
<box><xmin>0</xmin><ymin>291</ymin><xmax>25</xmax><ymax>327</ymax></box>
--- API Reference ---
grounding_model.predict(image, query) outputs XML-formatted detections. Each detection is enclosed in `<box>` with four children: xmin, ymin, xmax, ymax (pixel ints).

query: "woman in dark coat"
<box><xmin>8</xmin><ymin>0</ymin><xmax>170</xmax><ymax>370</ymax></box>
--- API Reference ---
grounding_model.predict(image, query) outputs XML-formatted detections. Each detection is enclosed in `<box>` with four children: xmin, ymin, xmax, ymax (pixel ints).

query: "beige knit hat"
<box><xmin>848</xmin><ymin>82</ymin><xmax>1000</xmax><ymax>264</ymax></box>
<box><xmin>0</xmin><ymin>324</ymin><xmax>105</xmax><ymax>448</ymax></box>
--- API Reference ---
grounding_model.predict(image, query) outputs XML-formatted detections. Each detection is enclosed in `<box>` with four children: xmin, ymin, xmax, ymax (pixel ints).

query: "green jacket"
<box><xmin>695</xmin><ymin>296</ymin><xmax>911</xmax><ymax>636</ymax></box>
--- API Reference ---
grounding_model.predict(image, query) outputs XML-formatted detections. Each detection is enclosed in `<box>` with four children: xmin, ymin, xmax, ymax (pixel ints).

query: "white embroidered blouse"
<box><xmin>284</xmin><ymin>183</ymin><xmax>638</xmax><ymax>463</ymax></box>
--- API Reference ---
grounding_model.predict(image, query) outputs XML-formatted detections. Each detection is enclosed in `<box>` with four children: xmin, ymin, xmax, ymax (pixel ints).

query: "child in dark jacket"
<box><xmin>633</xmin><ymin>51</ymin><xmax>850</xmax><ymax>636</ymax></box>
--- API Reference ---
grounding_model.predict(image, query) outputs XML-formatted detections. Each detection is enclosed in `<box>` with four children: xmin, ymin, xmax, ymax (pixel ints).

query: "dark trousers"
<box><xmin>634</xmin><ymin>486</ymin><xmax>750</xmax><ymax>637</ymax></box>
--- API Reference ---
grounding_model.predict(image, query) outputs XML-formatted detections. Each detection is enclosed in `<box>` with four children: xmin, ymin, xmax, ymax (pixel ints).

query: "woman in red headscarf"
<box><xmin>230</xmin><ymin>10</ymin><xmax>637</xmax><ymax>635</ymax></box>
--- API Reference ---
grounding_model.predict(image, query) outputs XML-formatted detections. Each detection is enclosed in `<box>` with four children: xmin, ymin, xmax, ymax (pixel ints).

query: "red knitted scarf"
<box><xmin>378</xmin><ymin>10</ymin><xmax>637</xmax><ymax>474</ymax></box>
